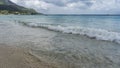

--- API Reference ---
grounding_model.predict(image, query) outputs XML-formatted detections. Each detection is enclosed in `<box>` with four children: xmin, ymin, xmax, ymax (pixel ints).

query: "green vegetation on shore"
<box><xmin>0</xmin><ymin>0</ymin><xmax>42</xmax><ymax>15</ymax></box>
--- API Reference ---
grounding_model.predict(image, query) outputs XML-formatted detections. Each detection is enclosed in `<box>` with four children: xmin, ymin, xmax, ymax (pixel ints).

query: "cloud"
<box><xmin>10</xmin><ymin>0</ymin><xmax>120</xmax><ymax>14</ymax></box>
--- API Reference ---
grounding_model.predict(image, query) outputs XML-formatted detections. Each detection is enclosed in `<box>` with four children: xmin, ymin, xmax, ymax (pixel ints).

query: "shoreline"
<box><xmin>0</xmin><ymin>44</ymin><xmax>57</xmax><ymax>68</ymax></box>
<box><xmin>0</xmin><ymin>15</ymin><xmax>120</xmax><ymax>68</ymax></box>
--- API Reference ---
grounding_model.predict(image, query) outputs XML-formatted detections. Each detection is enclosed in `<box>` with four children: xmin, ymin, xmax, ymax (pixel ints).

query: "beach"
<box><xmin>0</xmin><ymin>15</ymin><xmax>120</xmax><ymax>68</ymax></box>
<box><xmin>0</xmin><ymin>44</ymin><xmax>58</xmax><ymax>68</ymax></box>
<box><xmin>0</xmin><ymin>21</ymin><xmax>57</xmax><ymax>68</ymax></box>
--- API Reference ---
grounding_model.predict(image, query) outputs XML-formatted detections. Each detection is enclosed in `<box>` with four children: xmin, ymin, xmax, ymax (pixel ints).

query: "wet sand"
<box><xmin>0</xmin><ymin>20</ymin><xmax>58</xmax><ymax>68</ymax></box>
<box><xmin>0</xmin><ymin>15</ymin><xmax>120</xmax><ymax>68</ymax></box>
<box><xmin>0</xmin><ymin>44</ymin><xmax>57</xmax><ymax>68</ymax></box>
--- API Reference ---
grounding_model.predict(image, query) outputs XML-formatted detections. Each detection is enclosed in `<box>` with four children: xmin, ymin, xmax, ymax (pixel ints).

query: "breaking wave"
<box><xmin>19</xmin><ymin>21</ymin><xmax>120</xmax><ymax>44</ymax></box>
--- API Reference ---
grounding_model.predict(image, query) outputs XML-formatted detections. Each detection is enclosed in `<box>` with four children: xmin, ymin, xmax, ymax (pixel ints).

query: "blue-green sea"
<box><xmin>0</xmin><ymin>15</ymin><xmax>120</xmax><ymax>68</ymax></box>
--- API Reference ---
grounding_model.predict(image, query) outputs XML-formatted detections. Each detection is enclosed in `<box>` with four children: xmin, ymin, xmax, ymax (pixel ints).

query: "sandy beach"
<box><xmin>0</xmin><ymin>19</ymin><xmax>58</xmax><ymax>68</ymax></box>
<box><xmin>0</xmin><ymin>15</ymin><xmax>120</xmax><ymax>68</ymax></box>
<box><xmin>0</xmin><ymin>17</ymin><xmax>57</xmax><ymax>68</ymax></box>
<box><xmin>0</xmin><ymin>44</ymin><xmax>57</xmax><ymax>68</ymax></box>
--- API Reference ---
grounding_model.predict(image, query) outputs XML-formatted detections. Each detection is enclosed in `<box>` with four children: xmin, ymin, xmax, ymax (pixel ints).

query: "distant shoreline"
<box><xmin>1</xmin><ymin>13</ymin><xmax>120</xmax><ymax>16</ymax></box>
<box><xmin>45</xmin><ymin>14</ymin><xmax>120</xmax><ymax>16</ymax></box>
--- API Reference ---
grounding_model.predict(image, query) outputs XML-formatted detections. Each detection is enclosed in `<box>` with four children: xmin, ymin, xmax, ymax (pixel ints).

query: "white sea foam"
<box><xmin>20</xmin><ymin>21</ymin><xmax>120</xmax><ymax>44</ymax></box>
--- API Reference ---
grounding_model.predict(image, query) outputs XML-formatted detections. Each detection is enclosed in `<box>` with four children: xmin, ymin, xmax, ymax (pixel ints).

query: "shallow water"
<box><xmin>0</xmin><ymin>15</ymin><xmax>120</xmax><ymax>68</ymax></box>
<box><xmin>1</xmin><ymin>15</ymin><xmax>120</xmax><ymax>44</ymax></box>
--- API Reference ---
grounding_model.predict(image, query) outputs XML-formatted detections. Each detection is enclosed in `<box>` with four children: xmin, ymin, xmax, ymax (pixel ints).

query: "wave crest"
<box><xmin>19</xmin><ymin>21</ymin><xmax>120</xmax><ymax>44</ymax></box>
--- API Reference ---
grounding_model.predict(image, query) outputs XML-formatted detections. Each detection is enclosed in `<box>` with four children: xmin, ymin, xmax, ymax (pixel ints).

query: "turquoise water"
<box><xmin>1</xmin><ymin>15</ymin><xmax>120</xmax><ymax>32</ymax></box>
<box><xmin>0</xmin><ymin>15</ymin><xmax>120</xmax><ymax>68</ymax></box>
<box><xmin>1</xmin><ymin>15</ymin><xmax>120</xmax><ymax>44</ymax></box>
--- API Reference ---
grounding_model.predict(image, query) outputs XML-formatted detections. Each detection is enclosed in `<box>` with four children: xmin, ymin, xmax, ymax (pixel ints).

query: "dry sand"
<box><xmin>0</xmin><ymin>44</ymin><xmax>57</xmax><ymax>68</ymax></box>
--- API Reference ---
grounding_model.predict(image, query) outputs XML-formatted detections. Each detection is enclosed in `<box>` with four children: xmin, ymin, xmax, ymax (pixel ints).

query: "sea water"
<box><xmin>9</xmin><ymin>15</ymin><xmax>120</xmax><ymax>44</ymax></box>
<box><xmin>0</xmin><ymin>15</ymin><xmax>120</xmax><ymax>68</ymax></box>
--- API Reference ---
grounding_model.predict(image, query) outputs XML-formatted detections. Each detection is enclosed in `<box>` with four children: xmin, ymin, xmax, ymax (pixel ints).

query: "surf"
<box><xmin>18</xmin><ymin>21</ymin><xmax>120</xmax><ymax>44</ymax></box>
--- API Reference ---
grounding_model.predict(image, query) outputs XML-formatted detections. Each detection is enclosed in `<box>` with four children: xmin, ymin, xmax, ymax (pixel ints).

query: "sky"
<box><xmin>10</xmin><ymin>0</ymin><xmax>120</xmax><ymax>14</ymax></box>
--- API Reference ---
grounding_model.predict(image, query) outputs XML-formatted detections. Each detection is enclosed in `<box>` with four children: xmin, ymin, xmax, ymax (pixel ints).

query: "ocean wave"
<box><xmin>19</xmin><ymin>21</ymin><xmax>120</xmax><ymax>44</ymax></box>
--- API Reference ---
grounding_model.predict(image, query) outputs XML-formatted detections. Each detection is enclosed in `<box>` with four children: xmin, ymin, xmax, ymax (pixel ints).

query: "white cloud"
<box><xmin>10</xmin><ymin>0</ymin><xmax>120</xmax><ymax>14</ymax></box>
<box><xmin>67</xmin><ymin>2</ymin><xmax>86</xmax><ymax>8</ymax></box>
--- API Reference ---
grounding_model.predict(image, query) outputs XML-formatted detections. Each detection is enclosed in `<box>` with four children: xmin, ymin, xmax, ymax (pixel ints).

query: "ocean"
<box><xmin>0</xmin><ymin>15</ymin><xmax>120</xmax><ymax>68</ymax></box>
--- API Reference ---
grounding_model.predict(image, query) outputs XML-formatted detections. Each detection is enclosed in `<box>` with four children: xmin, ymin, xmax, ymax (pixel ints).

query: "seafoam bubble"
<box><xmin>19</xmin><ymin>21</ymin><xmax>120</xmax><ymax>44</ymax></box>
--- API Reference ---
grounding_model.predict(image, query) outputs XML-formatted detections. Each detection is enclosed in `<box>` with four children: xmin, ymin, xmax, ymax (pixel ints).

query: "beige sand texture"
<box><xmin>0</xmin><ymin>44</ymin><xmax>57</xmax><ymax>68</ymax></box>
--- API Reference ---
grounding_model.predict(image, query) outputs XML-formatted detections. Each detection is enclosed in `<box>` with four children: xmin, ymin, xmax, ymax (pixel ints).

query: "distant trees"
<box><xmin>0</xmin><ymin>5</ymin><xmax>40</xmax><ymax>15</ymax></box>
<box><xmin>0</xmin><ymin>5</ymin><xmax>19</xmax><ymax>11</ymax></box>
<box><xmin>0</xmin><ymin>0</ymin><xmax>42</xmax><ymax>15</ymax></box>
<box><xmin>0</xmin><ymin>10</ymin><xmax>9</xmax><ymax>14</ymax></box>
